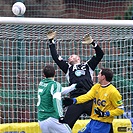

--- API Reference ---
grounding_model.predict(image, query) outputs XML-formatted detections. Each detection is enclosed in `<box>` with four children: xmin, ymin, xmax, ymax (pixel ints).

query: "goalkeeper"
<box><xmin>63</xmin><ymin>68</ymin><xmax>124</xmax><ymax>133</ymax></box>
<box><xmin>47</xmin><ymin>30</ymin><xmax>104</xmax><ymax>129</ymax></box>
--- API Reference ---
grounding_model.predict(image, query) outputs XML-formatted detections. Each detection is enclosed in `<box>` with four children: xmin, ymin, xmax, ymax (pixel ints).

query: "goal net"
<box><xmin>0</xmin><ymin>0</ymin><xmax>132</xmax><ymax>19</ymax></box>
<box><xmin>0</xmin><ymin>17</ymin><xmax>133</xmax><ymax>124</ymax></box>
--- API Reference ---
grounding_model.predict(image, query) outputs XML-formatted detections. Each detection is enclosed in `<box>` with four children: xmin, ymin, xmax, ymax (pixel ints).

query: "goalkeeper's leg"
<box><xmin>109</xmin><ymin>124</ymin><xmax>114</xmax><ymax>133</ymax></box>
<box><xmin>64</xmin><ymin>100</ymin><xmax>93</xmax><ymax>128</ymax></box>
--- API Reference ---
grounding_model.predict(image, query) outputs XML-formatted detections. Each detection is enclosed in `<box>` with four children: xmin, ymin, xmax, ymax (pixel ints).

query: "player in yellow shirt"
<box><xmin>63</xmin><ymin>68</ymin><xmax>124</xmax><ymax>133</ymax></box>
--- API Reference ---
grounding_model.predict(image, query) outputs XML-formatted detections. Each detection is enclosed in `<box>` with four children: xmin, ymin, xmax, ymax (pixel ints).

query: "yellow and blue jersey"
<box><xmin>76</xmin><ymin>83</ymin><xmax>124</xmax><ymax>123</ymax></box>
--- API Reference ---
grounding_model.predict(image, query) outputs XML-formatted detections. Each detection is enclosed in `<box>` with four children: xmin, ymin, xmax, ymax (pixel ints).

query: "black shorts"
<box><xmin>64</xmin><ymin>100</ymin><xmax>93</xmax><ymax>128</ymax></box>
<box><xmin>63</xmin><ymin>100</ymin><xmax>114</xmax><ymax>133</ymax></box>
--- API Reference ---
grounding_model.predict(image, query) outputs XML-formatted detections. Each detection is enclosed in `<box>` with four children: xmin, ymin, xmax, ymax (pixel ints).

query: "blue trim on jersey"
<box><xmin>73</xmin><ymin>98</ymin><xmax>77</xmax><ymax>104</ymax></box>
<box><xmin>105</xmin><ymin>111</ymin><xmax>110</xmax><ymax>116</ymax></box>
<box><xmin>78</xmin><ymin>119</ymin><xmax>111</xmax><ymax>133</ymax></box>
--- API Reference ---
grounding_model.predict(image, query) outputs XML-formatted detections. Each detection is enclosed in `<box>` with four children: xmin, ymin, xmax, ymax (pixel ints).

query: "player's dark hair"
<box><xmin>43</xmin><ymin>65</ymin><xmax>55</xmax><ymax>78</ymax></box>
<box><xmin>101</xmin><ymin>68</ymin><xmax>113</xmax><ymax>82</ymax></box>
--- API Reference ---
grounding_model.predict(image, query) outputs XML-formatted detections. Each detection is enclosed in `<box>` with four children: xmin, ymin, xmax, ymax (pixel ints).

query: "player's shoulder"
<box><xmin>109</xmin><ymin>84</ymin><xmax>120</xmax><ymax>94</ymax></box>
<box><xmin>92</xmin><ymin>83</ymin><xmax>101</xmax><ymax>89</ymax></box>
<box><xmin>94</xmin><ymin>83</ymin><xmax>101</xmax><ymax>86</ymax></box>
<box><xmin>46</xmin><ymin>79</ymin><xmax>60</xmax><ymax>87</ymax></box>
<box><xmin>50</xmin><ymin>81</ymin><xmax>62</xmax><ymax>91</ymax></box>
<box><xmin>109</xmin><ymin>84</ymin><xmax>117</xmax><ymax>90</ymax></box>
<box><xmin>53</xmin><ymin>81</ymin><xmax>61</xmax><ymax>87</ymax></box>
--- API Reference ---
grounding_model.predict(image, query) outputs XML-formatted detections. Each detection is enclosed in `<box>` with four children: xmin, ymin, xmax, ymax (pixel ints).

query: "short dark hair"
<box><xmin>101</xmin><ymin>68</ymin><xmax>113</xmax><ymax>82</ymax></box>
<box><xmin>43</xmin><ymin>65</ymin><xmax>55</xmax><ymax>78</ymax></box>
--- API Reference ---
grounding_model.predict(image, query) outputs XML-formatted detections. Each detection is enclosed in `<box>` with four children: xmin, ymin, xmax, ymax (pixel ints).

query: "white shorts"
<box><xmin>38</xmin><ymin>117</ymin><xmax>72</xmax><ymax>133</ymax></box>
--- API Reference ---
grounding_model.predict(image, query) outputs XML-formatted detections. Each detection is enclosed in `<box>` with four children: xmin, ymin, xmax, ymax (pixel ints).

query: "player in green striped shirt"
<box><xmin>37</xmin><ymin>65</ymin><xmax>76</xmax><ymax>133</ymax></box>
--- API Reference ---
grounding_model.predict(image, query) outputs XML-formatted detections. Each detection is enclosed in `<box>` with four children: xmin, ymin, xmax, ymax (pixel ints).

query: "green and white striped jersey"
<box><xmin>37</xmin><ymin>78</ymin><xmax>63</xmax><ymax>121</ymax></box>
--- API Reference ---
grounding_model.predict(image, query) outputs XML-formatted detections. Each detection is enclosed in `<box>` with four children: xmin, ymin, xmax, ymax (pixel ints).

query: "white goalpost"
<box><xmin>0</xmin><ymin>17</ymin><xmax>133</xmax><ymax>26</ymax></box>
<box><xmin>0</xmin><ymin>17</ymin><xmax>133</xmax><ymax>126</ymax></box>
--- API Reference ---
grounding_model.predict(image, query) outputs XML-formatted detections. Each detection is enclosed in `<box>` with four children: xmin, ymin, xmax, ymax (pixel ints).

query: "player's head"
<box><xmin>68</xmin><ymin>54</ymin><xmax>80</xmax><ymax>65</ymax></box>
<box><xmin>98</xmin><ymin>68</ymin><xmax>113</xmax><ymax>83</ymax></box>
<box><xmin>43</xmin><ymin>65</ymin><xmax>55</xmax><ymax>78</ymax></box>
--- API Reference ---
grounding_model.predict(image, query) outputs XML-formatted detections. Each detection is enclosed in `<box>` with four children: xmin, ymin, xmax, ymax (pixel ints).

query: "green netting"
<box><xmin>0</xmin><ymin>0</ymin><xmax>133</xmax><ymax>19</ymax></box>
<box><xmin>0</xmin><ymin>0</ymin><xmax>133</xmax><ymax>124</ymax></box>
<box><xmin>0</xmin><ymin>24</ymin><xmax>133</xmax><ymax>123</ymax></box>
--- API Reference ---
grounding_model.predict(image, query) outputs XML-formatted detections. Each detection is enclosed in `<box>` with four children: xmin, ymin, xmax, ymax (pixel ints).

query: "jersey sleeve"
<box><xmin>49</xmin><ymin>43</ymin><xmax>69</xmax><ymax>73</ymax></box>
<box><xmin>61</xmin><ymin>84</ymin><xmax>76</xmax><ymax>95</ymax></box>
<box><xmin>76</xmin><ymin>85</ymin><xmax>96</xmax><ymax>104</ymax></box>
<box><xmin>109</xmin><ymin>90</ymin><xmax>124</xmax><ymax>116</ymax></box>
<box><xmin>87</xmin><ymin>45</ymin><xmax>104</xmax><ymax>71</ymax></box>
<box><xmin>51</xmin><ymin>82</ymin><xmax>63</xmax><ymax>117</ymax></box>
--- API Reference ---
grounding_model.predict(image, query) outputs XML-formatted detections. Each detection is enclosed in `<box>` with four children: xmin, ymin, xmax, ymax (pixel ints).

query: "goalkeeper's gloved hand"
<box><xmin>82</xmin><ymin>34</ymin><xmax>95</xmax><ymax>46</ymax></box>
<box><xmin>59</xmin><ymin>117</ymin><xmax>66</xmax><ymax>123</ymax></box>
<box><xmin>94</xmin><ymin>107</ymin><xmax>110</xmax><ymax>117</ymax></box>
<box><xmin>46</xmin><ymin>30</ymin><xmax>56</xmax><ymax>43</ymax></box>
<box><xmin>62</xmin><ymin>97</ymin><xmax>77</xmax><ymax>107</ymax></box>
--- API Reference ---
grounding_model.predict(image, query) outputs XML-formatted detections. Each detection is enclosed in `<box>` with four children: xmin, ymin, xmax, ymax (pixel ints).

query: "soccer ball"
<box><xmin>12</xmin><ymin>2</ymin><xmax>26</xmax><ymax>16</ymax></box>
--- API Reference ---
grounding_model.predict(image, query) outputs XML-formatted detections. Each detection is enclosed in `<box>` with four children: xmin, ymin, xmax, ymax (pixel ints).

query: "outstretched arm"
<box><xmin>47</xmin><ymin>30</ymin><xmax>69</xmax><ymax>74</ymax></box>
<box><xmin>61</xmin><ymin>84</ymin><xmax>76</xmax><ymax>95</ymax></box>
<box><xmin>88</xmin><ymin>44</ymin><xmax>104</xmax><ymax>71</ymax></box>
<box><xmin>81</xmin><ymin>34</ymin><xmax>104</xmax><ymax>71</ymax></box>
<box><xmin>49</xmin><ymin>43</ymin><xmax>69</xmax><ymax>74</ymax></box>
<box><xmin>63</xmin><ymin>87</ymin><xmax>95</xmax><ymax>107</ymax></box>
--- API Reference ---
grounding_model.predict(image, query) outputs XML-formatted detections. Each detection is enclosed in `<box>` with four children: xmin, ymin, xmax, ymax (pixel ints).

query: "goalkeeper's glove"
<box><xmin>82</xmin><ymin>34</ymin><xmax>95</xmax><ymax>46</ymax></box>
<box><xmin>94</xmin><ymin>107</ymin><xmax>110</xmax><ymax>117</ymax></box>
<box><xmin>46</xmin><ymin>30</ymin><xmax>56</xmax><ymax>43</ymax></box>
<box><xmin>62</xmin><ymin>97</ymin><xmax>77</xmax><ymax>107</ymax></box>
<box><xmin>59</xmin><ymin>117</ymin><xmax>66</xmax><ymax>123</ymax></box>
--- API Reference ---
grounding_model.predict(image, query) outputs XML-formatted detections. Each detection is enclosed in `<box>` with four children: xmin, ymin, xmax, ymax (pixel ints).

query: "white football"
<box><xmin>12</xmin><ymin>2</ymin><xmax>26</xmax><ymax>16</ymax></box>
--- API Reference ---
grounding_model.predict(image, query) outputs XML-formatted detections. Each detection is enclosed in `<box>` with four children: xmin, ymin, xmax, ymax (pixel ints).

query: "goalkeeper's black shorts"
<box><xmin>63</xmin><ymin>100</ymin><xmax>114</xmax><ymax>133</ymax></box>
<box><xmin>64</xmin><ymin>100</ymin><xmax>93</xmax><ymax>128</ymax></box>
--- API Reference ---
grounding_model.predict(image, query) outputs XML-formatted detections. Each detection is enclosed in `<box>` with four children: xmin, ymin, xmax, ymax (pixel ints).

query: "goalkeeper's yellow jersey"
<box><xmin>76</xmin><ymin>83</ymin><xmax>124</xmax><ymax>123</ymax></box>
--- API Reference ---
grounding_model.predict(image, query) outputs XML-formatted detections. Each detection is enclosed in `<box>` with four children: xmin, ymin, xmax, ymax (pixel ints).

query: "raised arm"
<box><xmin>61</xmin><ymin>84</ymin><xmax>76</xmax><ymax>95</ymax></box>
<box><xmin>47</xmin><ymin>30</ymin><xmax>69</xmax><ymax>74</ymax></box>
<box><xmin>88</xmin><ymin>44</ymin><xmax>104</xmax><ymax>71</ymax></box>
<box><xmin>81</xmin><ymin>33</ymin><xmax>104</xmax><ymax>71</ymax></box>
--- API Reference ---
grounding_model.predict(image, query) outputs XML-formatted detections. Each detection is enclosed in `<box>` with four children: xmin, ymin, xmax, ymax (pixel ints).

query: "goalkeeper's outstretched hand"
<box><xmin>62</xmin><ymin>97</ymin><xmax>73</xmax><ymax>107</ymax></box>
<box><xmin>46</xmin><ymin>30</ymin><xmax>56</xmax><ymax>40</ymax></box>
<box><xmin>82</xmin><ymin>34</ymin><xmax>93</xmax><ymax>45</ymax></box>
